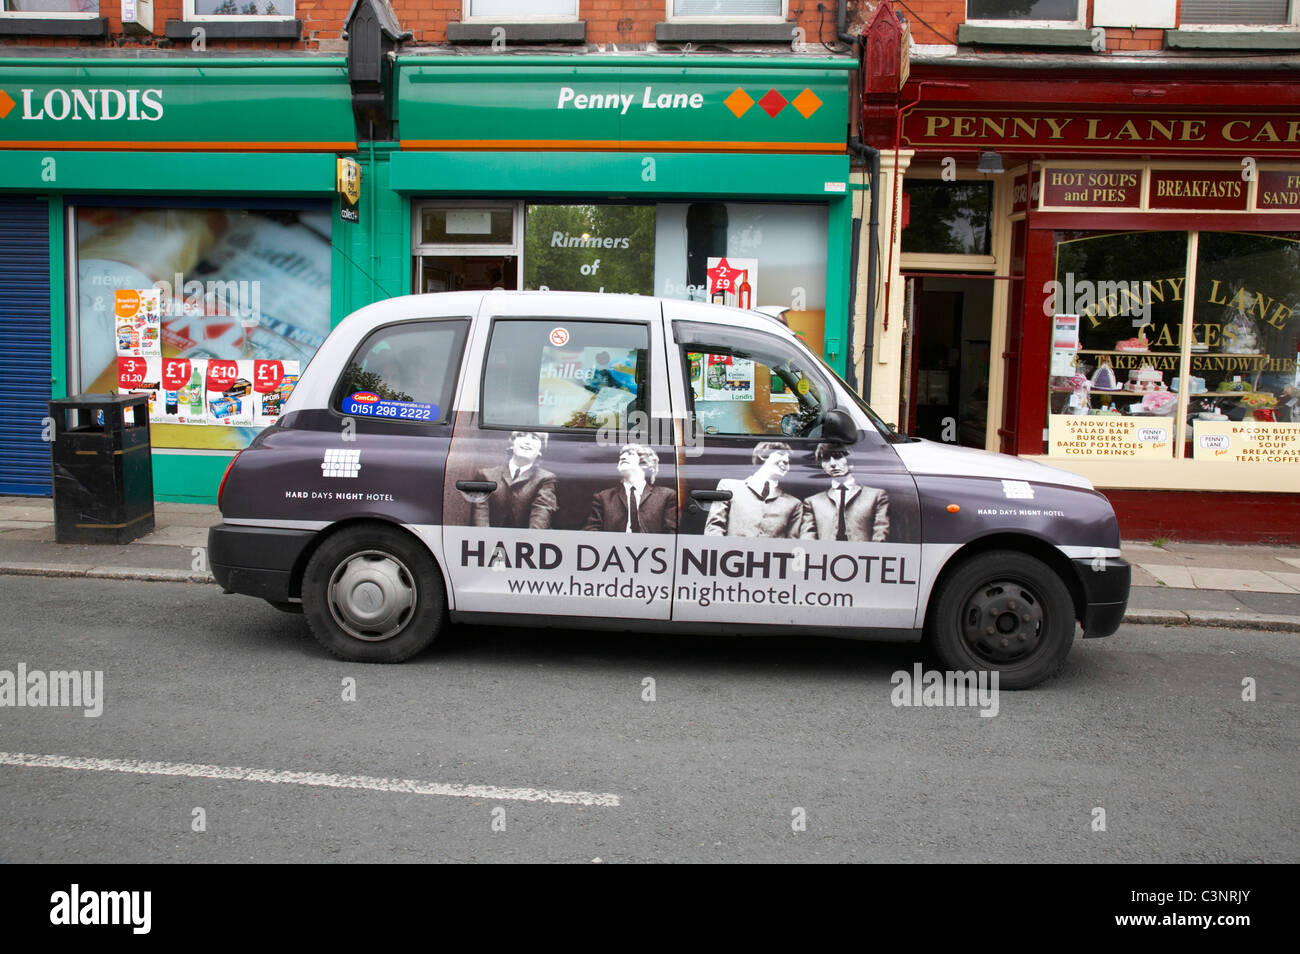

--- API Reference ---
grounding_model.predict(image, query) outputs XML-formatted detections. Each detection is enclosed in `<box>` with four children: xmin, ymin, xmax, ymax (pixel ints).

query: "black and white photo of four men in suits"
<box><xmin>469</xmin><ymin>432</ymin><xmax>886</xmax><ymax>541</ymax></box>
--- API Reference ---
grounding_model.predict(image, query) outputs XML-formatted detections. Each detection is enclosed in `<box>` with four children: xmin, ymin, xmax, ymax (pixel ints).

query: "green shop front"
<box><xmin>1</xmin><ymin>54</ymin><xmax>854</xmax><ymax>504</ymax></box>
<box><xmin>359</xmin><ymin>53</ymin><xmax>857</xmax><ymax>388</ymax></box>
<box><xmin>0</xmin><ymin>58</ymin><xmax>355</xmax><ymax>502</ymax></box>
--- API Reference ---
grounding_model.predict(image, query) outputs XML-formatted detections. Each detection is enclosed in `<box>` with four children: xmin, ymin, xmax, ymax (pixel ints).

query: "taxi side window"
<box><xmin>334</xmin><ymin>319</ymin><xmax>468</xmax><ymax>423</ymax></box>
<box><xmin>482</xmin><ymin>319</ymin><xmax>649</xmax><ymax>430</ymax></box>
<box><xmin>682</xmin><ymin>331</ymin><xmax>827</xmax><ymax>438</ymax></box>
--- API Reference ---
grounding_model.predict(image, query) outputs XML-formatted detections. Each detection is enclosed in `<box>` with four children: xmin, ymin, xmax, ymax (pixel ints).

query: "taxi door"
<box><xmin>664</xmin><ymin>311</ymin><xmax>922</xmax><ymax>631</ymax></box>
<box><xmin>441</xmin><ymin>294</ymin><xmax>679</xmax><ymax>621</ymax></box>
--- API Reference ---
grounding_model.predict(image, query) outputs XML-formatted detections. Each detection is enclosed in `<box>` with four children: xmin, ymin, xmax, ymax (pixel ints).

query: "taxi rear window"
<box><xmin>481</xmin><ymin>319</ymin><xmax>649</xmax><ymax>430</ymax></box>
<box><xmin>333</xmin><ymin>319</ymin><xmax>468</xmax><ymax>424</ymax></box>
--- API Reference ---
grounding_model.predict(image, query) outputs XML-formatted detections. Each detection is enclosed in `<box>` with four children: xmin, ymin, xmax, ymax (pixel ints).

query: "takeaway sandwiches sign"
<box><xmin>0</xmin><ymin>87</ymin><xmax>164</xmax><ymax>122</ymax></box>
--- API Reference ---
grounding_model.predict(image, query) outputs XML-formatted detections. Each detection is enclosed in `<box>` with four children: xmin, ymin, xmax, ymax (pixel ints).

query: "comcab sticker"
<box><xmin>342</xmin><ymin>391</ymin><xmax>439</xmax><ymax>422</ymax></box>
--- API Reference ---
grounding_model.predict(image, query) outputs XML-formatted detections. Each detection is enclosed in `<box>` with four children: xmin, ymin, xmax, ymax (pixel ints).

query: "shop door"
<box><xmin>669</xmin><ymin>316</ymin><xmax>922</xmax><ymax>630</ymax></box>
<box><xmin>904</xmin><ymin>276</ymin><xmax>993</xmax><ymax>448</ymax></box>
<box><xmin>441</xmin><ymin>295</ymin><xmax>677</xmax><ymax>621</ymax></box>
<box><xmin>0</xmin><ymin>199</ymin><xmax>53</xmax><ymax>495</ymax></box>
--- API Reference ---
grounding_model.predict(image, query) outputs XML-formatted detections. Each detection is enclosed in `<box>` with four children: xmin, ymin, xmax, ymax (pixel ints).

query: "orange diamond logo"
<box><xmin>724</xmin><ymin>87</ymin><xmax>754</xmax><ymax>118</ymax></box>
<box><xmin>0</xmin><ymin>90</ymin><xmax>15</xmax><ymax>120</ymax></box>
<box><xmin>792</xmin><ymin>88</ymin><xmax>822</xmax><ymax>119</ymax></box>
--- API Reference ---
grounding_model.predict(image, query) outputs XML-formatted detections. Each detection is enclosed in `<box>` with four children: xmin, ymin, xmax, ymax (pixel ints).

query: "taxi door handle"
<box><xmin>456</xmin><ymin>480</ymin><xmax>498</xmax><ymax>493</ymax></box>
<box><xmin>690</xmin><ymin>489</ymin><xmax>732</xmax><ymax>503</ymax></box>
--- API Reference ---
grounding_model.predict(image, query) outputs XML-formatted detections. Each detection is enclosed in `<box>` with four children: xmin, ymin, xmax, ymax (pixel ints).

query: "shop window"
<box><xmin>333</xmin><ymin>321</ymin><xmax>468</xmax><ymax>424</ymax></box>
<box><xmin>524</xmin><ymin>204</ymin><xmax>656</xmax><ymax>295</ymax></box>
<box><xmin>1044</xmin><ymin>230</ymin><xmax>1300</xmax><ymax>460</ymax></box>
<box><xmin>901</xmin><ymin>181</ymin><xmax>994</xmax><ymax>257</ymax></box>
<box><xmin>464</xmin><ymin>0</ymin><xmax>576</xmax><ymax>18</ymax></box>
<box><xmin>668</xmin><ymin>0</ymin><xmax>785</xmax><ymax>19</ymax></box>
<box><xmin>188</xmin><ymin>0</ymin><xmax>294</xmax><ymax>15</ymax></box>
<box><xmin>966</xmin><ymin>0</ymin><xmax>1083</xmax><ymax>23</ymax></box>
<box><xmin>482</xmin><ymin>319</ymin><xmax>649</xmax><ymax>430</ymax></box>
<box><xmin>1190</xmin><ymin>233</ymin><xmax>1300</xmax><ymax>435</ymax></box>
<box><xmin>1181</xmin><ymin>0</ymin><xmax>1295</xmax><ymax>25</ymax></box>
<box><xmin>75</xmin><ymin>204</ymin><xmax>330</xmax><ymax>451</ymax></box>
<box><xmin>681</xmin><ymin>328</ymin><xmax>828</xmax><ymax>439</ymax></box>
<box><xmin>0</xmin><ymin>0</ymin><xmax>97</xmax><ymax>13</ymax></box>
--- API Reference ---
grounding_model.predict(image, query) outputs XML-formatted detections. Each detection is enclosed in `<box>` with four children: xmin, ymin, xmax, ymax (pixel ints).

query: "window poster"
<box><xmin>117</xmin><ymin>356</ymin><xmax>299</xmax><ymax>429</ymax></box>
<box><xmin>701</xmin><ymin>353</ymin><xmax>755</xmax><ymax>402</ymax></box>
<box><xmin>114</xmin><ymin>289</ymin><xmax>161</xmax><ymax>358</ymax></box>
<box><xmin>78</xmin><ymin>206</ymin><xmax>330</xmax><ymax>450</ymax></box>
<box><xmin>536</xmin><ymin>343</ymin><xmax>639</xmax><ymax>428</ymax></box>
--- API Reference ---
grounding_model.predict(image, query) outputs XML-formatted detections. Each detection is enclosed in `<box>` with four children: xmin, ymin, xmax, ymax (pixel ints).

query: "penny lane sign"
<box><xmin>396</xmin><ymin>60</ymin><xmax>853</xmax><ymax>154</ymax></box>
<box><xmin>904</xmin><ymin>109</ymin><xmax>1300</xmax><ymax>154</ymax></box>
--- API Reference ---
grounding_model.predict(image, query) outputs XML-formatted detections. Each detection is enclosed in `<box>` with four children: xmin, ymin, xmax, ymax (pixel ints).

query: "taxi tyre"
<box><xmin>301</xmin><ymin>524</ymin><xmax>445</xmax><ymax>663</ymax></box>
<box><xmin>927</xmin><ymin>550</ymin><xmax>1076</xmax><ymax>690</ymax></box>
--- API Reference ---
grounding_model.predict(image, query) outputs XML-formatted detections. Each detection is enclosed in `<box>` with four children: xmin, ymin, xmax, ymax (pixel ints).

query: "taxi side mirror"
<box><xmin>822</xmin><ymin>407</ymin><xmax>857</xmax><ymax>444</ymax></box>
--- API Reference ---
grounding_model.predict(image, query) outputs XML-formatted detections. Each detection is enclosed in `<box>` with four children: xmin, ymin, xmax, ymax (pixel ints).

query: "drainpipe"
<box><xmin>847</xmin><ymin>137</ymin><xmax>880</xmax><ymax>399</ymax></box>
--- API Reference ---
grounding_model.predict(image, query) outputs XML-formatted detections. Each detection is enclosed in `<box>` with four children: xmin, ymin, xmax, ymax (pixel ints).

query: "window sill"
<box><xmin>655</xmin><ymin>21</ymin><xmax>797</xmax><ymax>43</ymax></box>
<box><xmin>163</xmin><ymin>19</ymin><xmax>303</xmax><ymax>41</ymax></box>
<box><xmin>1165</xmin><ymin>28</ymin><xmax>1300</xmax><ymax>50</ymax></box>
<box><xmin>0</xmin><ymin>16</ymin><xmax>107</xmax><ymax>37</ymax></box>
<box><xmin>956</xmin><ymin>23</ymin><xmax>1094</xmax><ymax>48</ymax></box>
<box><xmin>446</xmin><ymin>21</ymin><xmax>586</xmax><ymax>44</ymax></box>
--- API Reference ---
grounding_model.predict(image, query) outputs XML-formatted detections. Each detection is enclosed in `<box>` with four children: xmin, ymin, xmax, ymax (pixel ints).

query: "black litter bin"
<box><xmin>49</xmin><ymin>393</ymin><xmax>154</xmax><ymax>545</ymax></box>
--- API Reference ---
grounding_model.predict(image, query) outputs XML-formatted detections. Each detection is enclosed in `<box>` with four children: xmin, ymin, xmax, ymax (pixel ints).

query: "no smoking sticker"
<box><xmin>549</xmin><ymin>327</ymin><xmax>570</xmax><ymax>347</ymax></box>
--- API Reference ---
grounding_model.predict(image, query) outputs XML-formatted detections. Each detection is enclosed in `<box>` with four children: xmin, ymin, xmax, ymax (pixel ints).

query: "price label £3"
<box><xmin>117</xmin><ymin>356</ymin><xmax>147</xmax><ymax>390</ymax></box>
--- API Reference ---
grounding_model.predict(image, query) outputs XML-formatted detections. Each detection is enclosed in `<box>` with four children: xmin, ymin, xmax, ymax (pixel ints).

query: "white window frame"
<box><xmin>964</xmin><ymin>0</ymin><xmax>1085</xmax><ymax>28</ymax></box>
<box><xmin>0</xmin><ymin>1</ymin><xmax>99</xmax><ymax>18</ymax></box>
<box><xmin>666</xmin><ymin>0</ymin><xmax>788</xmax><ymax>23</ymax></box>
<box><xmin>1178</xmin><ymin>0</ymin><xmax>1299</xmax><ymax>31</ymax></box>
<box><xmin>462</xmin><ymin>0</ymin><xmax>579</xmax><ymax>22</ymax></box>
<box><xmin>184</xmin><ymin>0</ymin><xmax>295</xmax><ymax>21</ymax></box>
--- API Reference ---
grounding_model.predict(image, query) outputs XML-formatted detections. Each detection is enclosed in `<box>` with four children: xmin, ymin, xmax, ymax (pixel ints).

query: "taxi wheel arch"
<box><xmin>924</xmin><ymin>545</ymin><xmax>1078</xmax><ymax>690</ymax></box>
<box><xmin>300</xmin><ymin>521</ymin><xmax>447</xmax><ymax>663</ymax></box>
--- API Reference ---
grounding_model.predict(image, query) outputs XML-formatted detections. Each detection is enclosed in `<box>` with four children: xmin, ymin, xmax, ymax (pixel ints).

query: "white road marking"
<box><xmin>0</xmin><ymin>751</ymin><xmax>620</xmax><ymax>807</ymax></box>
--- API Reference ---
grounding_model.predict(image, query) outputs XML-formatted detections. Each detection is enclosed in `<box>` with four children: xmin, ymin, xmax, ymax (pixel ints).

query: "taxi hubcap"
<box><xmin>327</xmin><ymin>549</ymin><xmax>416</xmax><ymax>641</ymax></box>
<box><xmin>960</xmin><ymin>581</ymin><xmax>1044</xmax><ymax>664</ymax></box>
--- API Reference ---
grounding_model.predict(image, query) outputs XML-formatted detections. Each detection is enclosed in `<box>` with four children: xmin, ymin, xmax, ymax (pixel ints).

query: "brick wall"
<box><xmin>0</xmin><ymin>0</ymin><xmax>875</xmax><ymax>51</ymax></box>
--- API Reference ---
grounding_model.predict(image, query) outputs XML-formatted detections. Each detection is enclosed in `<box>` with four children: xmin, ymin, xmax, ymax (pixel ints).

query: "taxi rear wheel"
<box><xmin>926</xmin><ymin>550</ymin><xmax>1075</xmax><ymax>690</ymax></box>
<box><xmin>302</xmin><ymin>524</ymin><xmax>445</xmax><ymax>663</ymax></box>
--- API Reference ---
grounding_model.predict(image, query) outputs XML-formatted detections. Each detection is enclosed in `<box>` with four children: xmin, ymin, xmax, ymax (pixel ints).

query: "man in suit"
<box><xmin>470</xmin><ymin>431</ymin><xmax>558</xmax><ymax>530</ymax></box>
<box><xmin>802</xmin><ymin>443</ymin><xmax>889</xmax><ymax>542</ymax></box>
<box><xmin>703</xmin><ymin>441</ymin><xmax>804</xmax><ymax>538</ymax></box>
<box><xmin>584</xmin><ymin>444</ymin><xmax>677</xmax><ymax>533</ymax></box>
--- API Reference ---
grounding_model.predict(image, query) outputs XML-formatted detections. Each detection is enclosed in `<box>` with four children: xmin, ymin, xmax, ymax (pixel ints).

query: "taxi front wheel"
<box><xmin>301</xmin><ymin>524</ymin><xmax>446</xmax><ymax>663</ymax></box>
<box><xmin>926</xmin><ymin>551</ymin><xmax>1075</xmax><ymax>690</ymax></box>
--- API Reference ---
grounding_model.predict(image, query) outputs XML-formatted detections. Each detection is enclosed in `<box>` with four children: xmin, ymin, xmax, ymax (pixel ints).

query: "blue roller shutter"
<box><xmin>0</xmin><ymin>198</ymin><xmax>53</xmax><ymax>496</ymax></box>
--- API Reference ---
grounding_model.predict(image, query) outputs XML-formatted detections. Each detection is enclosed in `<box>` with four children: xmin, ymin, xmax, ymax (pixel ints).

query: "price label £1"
<box><xmin>161</xmin><ymin>358</ymin><xmax>191</xmax><ymax>392</ymax></box>
<box><xmin>253</xmin><ymin>360</ymin><xmax>284</xmax><ymax>393</ymax></box>
<box><xmin>206</xmin><ymin>360</ymin><xmax>240</xmax><ymax>392</ymax></box>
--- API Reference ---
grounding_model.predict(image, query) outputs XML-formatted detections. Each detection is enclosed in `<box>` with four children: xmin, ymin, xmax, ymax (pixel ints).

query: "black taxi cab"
<box><xmin>208</xmin><ymin>291</ymin><xmax>1130</xmax><ymax>688</ymax></box>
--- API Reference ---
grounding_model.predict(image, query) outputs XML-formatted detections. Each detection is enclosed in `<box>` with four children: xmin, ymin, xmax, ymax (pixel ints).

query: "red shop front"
<box><xmin>873</xmin><ymin>59</ymin><xmax>1300</xmax><ymax>543</ymax></box>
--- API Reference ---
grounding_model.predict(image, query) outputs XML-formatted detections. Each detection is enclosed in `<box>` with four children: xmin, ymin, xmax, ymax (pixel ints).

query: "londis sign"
<box><xmin>4</xmin><ymin>87</ymin><xmax>164</xmax><ymax>122</ymax></box>
<box><xmin>903</xmin><ymin>109</ymin><xmax>1300</xmax><ymax>155</ymax></box>
<box><xmin>0</xmin><ymin>63</ymin><xmax>356</xmax><ymax>151</ymax></box>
